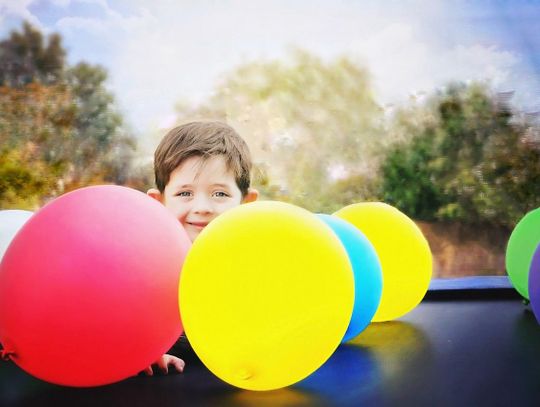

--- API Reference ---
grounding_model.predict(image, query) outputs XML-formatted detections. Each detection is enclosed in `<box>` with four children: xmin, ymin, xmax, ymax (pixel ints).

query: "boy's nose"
<box><xmin>192</xmin><ymin>196</ymin><xmax>213</xmax><ymax>214</ymax></box>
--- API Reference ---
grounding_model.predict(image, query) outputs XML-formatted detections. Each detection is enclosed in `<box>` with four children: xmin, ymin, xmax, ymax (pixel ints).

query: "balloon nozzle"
<box><xmin>0</xmin><ymin>348</ymin><xmax>14</xmax><ymax>361</ymax></box>
<box><xmin>237</xmin><ymin>368</ymin><xmax>253</xmax><ymax>380</ymax></box>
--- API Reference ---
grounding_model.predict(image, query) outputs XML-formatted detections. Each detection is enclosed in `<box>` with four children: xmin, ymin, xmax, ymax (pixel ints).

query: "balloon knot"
<box><xmin>237</xmin><ymin>368</ymin><xmax>252</xmax><ymax>380</ymax></box>
<box><xmin>0</xmin><ymin>349</ymin><xmax>14</xmax><ymax>361</ymax></box>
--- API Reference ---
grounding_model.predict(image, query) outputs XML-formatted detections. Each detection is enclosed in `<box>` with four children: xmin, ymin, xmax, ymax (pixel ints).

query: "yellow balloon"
<box><xmin>179</xmin><ymin>201</ymin><xmax>354</xmax><ymax>391</ymax></box>
<box><xmin>334</xmin><ymin>202</ymin><xmax>432</xmax><ymax>322</ymax></box>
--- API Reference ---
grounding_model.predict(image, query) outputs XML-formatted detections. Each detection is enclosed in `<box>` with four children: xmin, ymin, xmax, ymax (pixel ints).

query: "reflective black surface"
<box><xmin>2</xmin><ymin>286</ymin><xmax>540</xmax><ymax>407</ymax></box>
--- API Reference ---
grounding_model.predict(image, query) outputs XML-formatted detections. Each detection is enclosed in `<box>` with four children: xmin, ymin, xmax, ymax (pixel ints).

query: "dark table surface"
<box><xmin>1</xmin><ymin>277</ymin><xmax>540</xmax><ymax>407</ymax></box>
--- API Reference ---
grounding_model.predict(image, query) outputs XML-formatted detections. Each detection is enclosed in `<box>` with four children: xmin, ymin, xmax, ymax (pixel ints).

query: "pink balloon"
<box><xmin>0</xmin><ymin>185</ymin><xmax>190</xmax><ymax>386</ymax></box>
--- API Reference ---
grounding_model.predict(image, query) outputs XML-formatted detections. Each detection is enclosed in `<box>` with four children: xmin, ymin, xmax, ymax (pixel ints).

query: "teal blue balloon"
<box><xmin>318</xmin><ymin>214</ymin><xmax>382</xmax><ymax>342</ymax></box>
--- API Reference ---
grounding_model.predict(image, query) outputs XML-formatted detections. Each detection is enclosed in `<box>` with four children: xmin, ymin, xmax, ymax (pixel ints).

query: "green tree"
<box><xmin>65</xmin><ymin>62</ymin><xmax>137</xmax><ymax>189</ymax></box>
<box><xmin>0</xmin><ymin>22</ymin><xmax>142</xmax><ymax>208</ymax></box>
<box><xmin>0</xmin><ymin>83</ymin><xmax>75</xmax><ymax>207</ymax></box>
<box><xmin>175</xmin><ymin>51</ymin><xmax>384</xmax><ymax>212</ymax></box>
<box><xmin>381</xmin><ymin>127</ymin><xmax>443</xmax><ymax>220</ymax></box>
<box><xmin>0</xmin><ymin>22</ymin><xmax>65</xmax><ymax>87</ymax></box>
<box><xmin>381</xmin><ymin>83</ymin><xmax>540</xmax><ymax>227</ymax></box>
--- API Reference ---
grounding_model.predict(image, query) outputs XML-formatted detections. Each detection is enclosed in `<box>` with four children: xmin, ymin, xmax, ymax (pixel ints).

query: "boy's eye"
<box><xmin>213</xmin><ymin>191</ymin><xmax>229</xmax><ymax>198</ymax></box>
<box><xmin>176</xmin><ymin>191</ymin><xmax>192</xmax><ymax>197</ymax></box>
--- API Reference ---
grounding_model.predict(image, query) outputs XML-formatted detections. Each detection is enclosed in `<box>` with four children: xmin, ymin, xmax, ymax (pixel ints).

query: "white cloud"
<box><xmin>50</xmin><ymin>0</ymin><xmax>71</xmax><ymax>6</ymax></box>
<box><xmin>101</xmin><ymin>1</ymin><xmax>525</xmax><ymax>140</ymax></box>
<box><xmin>350</xmin><ymin>26</ymin><xmax>519</xmax><ymax>104</ymax></box>
<box><xmin>103</xmin><ymin>2</ymin><xmax>430</xmax><ymax>134</ymax></box>
<box><xmin>0</xmin><ymin>0</ymin><xmax>43</xmax><ymax>30</ymax></box>
<box><xmin>1</xmin><ymin>0</ymin><xmax>537</xmax><ymax>146</ymax></box>
<box><xmin>55</xmin><ymin>0</ymin><xmax>151</xmax><ymax>37</ymax></box>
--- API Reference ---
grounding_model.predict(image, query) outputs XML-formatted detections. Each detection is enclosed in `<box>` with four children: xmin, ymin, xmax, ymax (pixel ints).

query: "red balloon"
<box><xmin>0</xmin><ymin>185</ymin><xmax>190</xmax><ymax>386</ymax></box>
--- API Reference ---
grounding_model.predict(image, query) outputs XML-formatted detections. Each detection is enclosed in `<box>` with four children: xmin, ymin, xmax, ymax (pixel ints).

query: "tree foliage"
<box><xmin>175</xmin><ymin>51</ymin><xmax>384</xmax><ymax>212</ymax></box>
<box><xmin>0</xmin><ymin>22</ymin><xmax>65</xmax><ymax>87</ymax></box>
<box><xmin>380</xmin><ymin>83</ymin><xmax>540</xmax><ymax>227</ymax></box>
<box><xmin>65</xmin><ymin>62</ymin><xmax>137</xmax><ymax>188</ymax></box>
<box><xmin>0</xmin><ymin>83</ymin><xmax>75</xmax><ymax>207</ymax></box>
<box><xmin>0</xmin><ymin>22</ymin><xmax>141</xmax><ymax>209</ymax></box>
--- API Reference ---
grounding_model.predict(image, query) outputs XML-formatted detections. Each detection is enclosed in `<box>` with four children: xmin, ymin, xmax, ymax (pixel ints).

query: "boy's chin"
<box><xmin>183</xmin><ymin>223</ymin><xmax>205</xmax><ymax>242</ymax></box>
<box><xmin>186</xmin><ymin>229</ymin><xmax>200</xmax><ymax>242</ymax></box>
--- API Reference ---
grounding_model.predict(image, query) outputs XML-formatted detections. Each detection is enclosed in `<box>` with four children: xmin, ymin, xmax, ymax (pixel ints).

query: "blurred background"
<box><xmin>1</xmin><ymin>0</ymin><xmax>540</xmax><ymax>278</ymax></box>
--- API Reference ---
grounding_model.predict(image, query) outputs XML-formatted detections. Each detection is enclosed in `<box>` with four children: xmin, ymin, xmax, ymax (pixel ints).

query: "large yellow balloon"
<box><xmin>334</xmin><ymin>202</ymin><xmax>432</xmax><ymax>322</ymax></box>
<box><xmin>179</xmin><ymin>201</ymin><xmax>354</xmax><ymax>391</ymax></box>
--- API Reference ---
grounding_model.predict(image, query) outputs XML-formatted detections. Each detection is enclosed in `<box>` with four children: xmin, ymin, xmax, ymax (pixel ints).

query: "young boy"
<box><xmin>145</xmin><ymin>121</ymin><xmax>258</xmax><ymax>375</ymax></box>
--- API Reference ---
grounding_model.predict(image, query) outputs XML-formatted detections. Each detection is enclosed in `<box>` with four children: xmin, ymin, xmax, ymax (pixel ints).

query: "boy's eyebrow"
<box><xmin>173</xmin><ymin>183</ymin><xmax>193</xmax><ymax>189</ymax></box>
<box><xmin>172</xmin><ymin>183</ymin><xmax>232</xmax><ymax>189</ymax></box>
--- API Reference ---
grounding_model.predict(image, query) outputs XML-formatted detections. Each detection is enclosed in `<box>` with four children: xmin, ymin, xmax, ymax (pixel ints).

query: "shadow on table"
<box><xmin>0</xmin><ymin>321</ymin><xmax>432</xmax><ymax>407</ymax></box>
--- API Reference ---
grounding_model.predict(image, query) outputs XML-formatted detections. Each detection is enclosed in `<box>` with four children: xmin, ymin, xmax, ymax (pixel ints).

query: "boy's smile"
<box><xmin>187</xmin><ymin>221</ymin><xmax>209</xmax><ymax>228</ymax></box>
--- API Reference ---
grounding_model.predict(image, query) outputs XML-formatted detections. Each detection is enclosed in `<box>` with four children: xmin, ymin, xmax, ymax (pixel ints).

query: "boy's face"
<box><xmin>149</xmin><ymin>155</ymin><xmax>257</xmax><ymax>242</ymax></box>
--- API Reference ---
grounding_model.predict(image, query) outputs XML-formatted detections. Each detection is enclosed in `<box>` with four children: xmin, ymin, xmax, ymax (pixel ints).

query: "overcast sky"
<box><xmin>1</xmin><ymin>0</ymin><xmax>540</xmax><ymax>140</ymax></box>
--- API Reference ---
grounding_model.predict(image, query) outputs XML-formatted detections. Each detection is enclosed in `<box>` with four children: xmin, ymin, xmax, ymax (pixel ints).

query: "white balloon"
<box><xmin>0</xmin><ymin>210</ymin><xmax>34</xmax><ymax>261</ymax></box>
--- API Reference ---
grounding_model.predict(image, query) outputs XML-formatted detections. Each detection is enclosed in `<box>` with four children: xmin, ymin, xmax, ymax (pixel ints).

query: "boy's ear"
<box><xmin>242</xmin><ymin>188</ymin><xmax>259</xmax><ymax>204</ymax></box>
<box><xmin>147</xmin><ymin>188</ymin><xmax>164</xmax><ymax>203</ymax></box>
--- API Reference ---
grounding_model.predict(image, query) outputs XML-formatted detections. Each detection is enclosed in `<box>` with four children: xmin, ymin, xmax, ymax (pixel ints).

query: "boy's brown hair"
<box><xmin>154</xmin><ymin>121</ymin><xmax>252</xmax><ymax>196</ymax></box>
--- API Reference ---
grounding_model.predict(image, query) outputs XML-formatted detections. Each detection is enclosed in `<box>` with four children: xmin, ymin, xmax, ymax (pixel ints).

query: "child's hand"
<box><xmin>143</xmin><ymin>354</ymin><xmax>185</xmax><ymax>375</ymax></box>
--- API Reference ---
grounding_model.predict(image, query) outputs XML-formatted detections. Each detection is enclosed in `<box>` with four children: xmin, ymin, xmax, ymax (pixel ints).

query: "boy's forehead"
<box><xmin>169</xmin><ymin>155</ymin><xmax>235</xmax><ymax>185</ymax></box>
